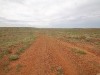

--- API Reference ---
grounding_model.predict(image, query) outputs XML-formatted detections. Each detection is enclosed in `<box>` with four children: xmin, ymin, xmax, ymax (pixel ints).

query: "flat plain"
<box><xmin>0</xmin><ymin>27</ymin><xmax>100</xmax><ymax>75</ymax></box>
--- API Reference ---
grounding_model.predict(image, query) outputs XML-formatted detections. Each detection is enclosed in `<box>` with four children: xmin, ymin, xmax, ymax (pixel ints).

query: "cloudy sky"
<box><xmin>0</xmin><ymin>0</ymin><xmax>100</xmax><ymax>28</ymax></box>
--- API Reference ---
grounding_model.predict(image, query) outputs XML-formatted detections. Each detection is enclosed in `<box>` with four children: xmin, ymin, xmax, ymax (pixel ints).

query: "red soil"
<box><xmin>1</xmin><ymin>34</ymin><xmax>100</xmax><ymax>75</ymax></box>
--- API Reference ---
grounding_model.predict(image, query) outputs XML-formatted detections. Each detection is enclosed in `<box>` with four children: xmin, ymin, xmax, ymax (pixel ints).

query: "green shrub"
<box><xmin>9</xmin><ymin>55</ymin><xmax>18</xmax><ymax>60</ymax></box>
<box><xmin>57</xmin><ymin>66</ymin><xmax>63</xmax><ymax>72</ymax></box>
<box><xmin>57</xmin><ymin>66</ymin><xmax>64</xmax><ymax>75</ymax></box>
<box><xmin>71</xmin><ymin>48</ymin><xmax>86</xmax><ymax>55</ymax></box>
<box><xmin>77</xmin><ymin>50</ymin><xmax>86</xmax><ymax>54</ymax></box>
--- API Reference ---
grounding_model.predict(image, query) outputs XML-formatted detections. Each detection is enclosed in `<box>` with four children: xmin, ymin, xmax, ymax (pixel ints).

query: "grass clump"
<box><xmin>50</xmin><ymin>66</ymin><xmax>55</xmax><ymax>70</ymax></box>
<box><xmin>25</xmin><ymin>42</ymin><xmax>30</xmax><ymax>47</ymax></box>
<box><xmin>16</xmin><ymin>47</ymin><xmax>25</xmax><ymax>55</ymax></box>
<box><xmin>71</xmin><ymin>48</ymin><xmax>86</xmax><ymax>55</ymax></box>
<box><xmin>4</xmin><ymin>67</ymin><xmax>12</xmax><ymax>74</ymax></box>
<box><xmin>0</xmin><ymin>53</ymin><xmax>5</xmax><ymax>59</ymax></box>
<box><xmin>3</xmin><ymin>61</ymin><xmax>9</xmax><ymax>67</ymax></box>
<box><xmin>0</xmin><ymin>49</ymin><xmax>7</xmax><ymax>59</ymax></box>
<box><xmin>57</xmin><ymin>66</ymin><xmax>63</xmax><ymax>72</ymax></box>
<box><xmin>9</xmin><ymin>55</ymin><xmax>18</xmax><ymax>60</ymax></box>
<box><xmin>0</xmin><ymin>48</ymin><xmax>12</xmax><ymax>59</ymax></box>
<box><xmin>90</xmin><ymin>61</ymin><xmax>100</xmax><ymax>69</ymax></box>
<box><xmin>77</xmin><ymin>50</ymin><xmax>86</xmax><ymax>54</ymax></box>
<box><xmin>16</xmin><ymin>64</ymin><xmax>22</xmax><ymax>72</ymax></box>
<box><xmin>71</xmin><ymin>48</ymin><xmax>76</xmax><ymax>52</ymax></box>
<box><xmin>57</xmin><ymin>66</ymin><xmax>64</xmax><ymax>75</ymax></box>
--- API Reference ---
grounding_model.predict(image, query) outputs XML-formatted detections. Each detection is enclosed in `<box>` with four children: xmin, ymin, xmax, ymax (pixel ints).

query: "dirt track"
<box><xmin>5</xmin><ymin>34</ymin><xmax>100</xmax><ymax>75</ymax></box>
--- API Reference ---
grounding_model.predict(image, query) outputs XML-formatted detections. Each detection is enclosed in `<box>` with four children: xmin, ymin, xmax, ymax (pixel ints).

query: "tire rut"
<box><xmin>6</xmin><ymin>34</ymin><xmax>100</xmax><ymax>75</ymax></box>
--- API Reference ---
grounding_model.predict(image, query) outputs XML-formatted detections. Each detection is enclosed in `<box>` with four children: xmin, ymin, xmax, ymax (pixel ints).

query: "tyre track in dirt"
<box><xmin>5</xmin><ymin>34</ymin><xmax>100</xmax><ymax>75</ymax></box>
<box><xmin>28</xmin><ymin>35</ymin><xmax>60</xmax><ymax>75</ymax></box>
<box><xmin>48</xmin><ymin>37</ymin><xmax>100</xmax><ymax>75</ymax></box>
<box><xmin>56</xmin><ymin>39</ymin><xmax>100</xmax><ymax>67</ymax></box>
<box><xmin>6</xmin><ymin>35</ymin><xmax>61</xmax><ymax>75</ymax></box>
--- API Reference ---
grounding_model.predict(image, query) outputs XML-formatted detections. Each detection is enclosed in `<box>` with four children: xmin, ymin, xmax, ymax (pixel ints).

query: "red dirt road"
<box><xmin>2</xmin><ymin>34</ymin><xmax>100</xmax><ymax>75</ymax></box>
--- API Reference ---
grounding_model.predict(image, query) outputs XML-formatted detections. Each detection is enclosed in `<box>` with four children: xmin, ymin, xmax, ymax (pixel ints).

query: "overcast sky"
<box><xmin>0</xmin><ymin>0</ymin><xmax>100</xmax><ymax>28</ymax></box>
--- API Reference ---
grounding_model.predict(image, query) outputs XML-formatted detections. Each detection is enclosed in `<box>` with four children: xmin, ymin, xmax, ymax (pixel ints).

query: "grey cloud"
<box><xmin>1</xmin><ymin>0</ymin><xmax>25</xmax><ymax>4</ymax></box>
<box><xmin>0</xmin><ymin>0</ymin><xmax>100</xmax><ymax>28</ymax></box>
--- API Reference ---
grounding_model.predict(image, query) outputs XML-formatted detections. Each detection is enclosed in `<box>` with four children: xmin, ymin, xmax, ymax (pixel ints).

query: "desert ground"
<box><xmin>0</xmin><ymin>28</ymin><xmax>100</xmax><ymax>75</ymax></box>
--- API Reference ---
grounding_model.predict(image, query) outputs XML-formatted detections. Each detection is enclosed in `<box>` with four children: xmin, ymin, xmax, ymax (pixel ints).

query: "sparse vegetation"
<box><xmin>57</xmin><ymin>66</ymin><xmax>63</xmax><ymax>72</ymax></box>
<box><xmin>0</xmin><ymin>53</ymin><xmax>5</xmax><ymax>59</ymax></box>
<box><xmin>0</xmin><ymin>28</ymin><xmax>37</xmax><ymax>74</ymax></box>
<box><xmin>16</xmin><ymin>47</ymin><xmax>25</xmax><ymax>55</ymax></box>
<box><xmin>25</xmin><ymin>42</ymin><xmax>31</xmax><ymax>48</ymax></box>
<box><xmin>0</xmin><ymin>49</ymin><xmax>7</xmax><ymax>59</ymax></box>
<box><xmin>91</xmin><ymin>61</ymin><xmax>100</xmax><ymax>68</ymax></box>
<box><xmin>71</xmin><ymin>48</ymin><xmax>77</xmax><ymax>52</ymax></box>
<box><xmin>71</xmin><ymin>48</ymin><xmax>86</xmax><ymax>55</ymax></box>
<box><xmin>3</xmin><ymin>61</ymin><xmax>9</xmax><ymax>67</ymax></box>
<box><xmin>0</xmin><ymin>27</ymin><xmax>37</xmax><ymax>49</ymax></box>
<box><xmin>0</xmin><ymin>49</ymin><xmax>12</xmax><ymax>60</ymax></box>
<box><xmin>0</xmin><ymin>28</ymin><xmax>100</xmax><ymax>75</ymax></box>
<box><xmin>16</xmin><ymin>64</ymin><xmax>22</xmax><ymax>72</ymax></box>
<box><xmin>4</xmin><ymin>67</ymin><xmax>12</xmax><ymax>74</ymax></box>
<box><xmin>77</xmin><ymin>50</ymin><xmax>86</xmax><ymax>54</ymax></box>
<box><xmin>57</xmin><ymin>66</ymin><xmax>64</xmax><ymax>75</ymax></box>
<box><xmin>50</xmin><ymin>66</ymin><xmax>55</xmax><ymax>70</ymax></box>
<box><xmin>9</xmin><ymin>55</ymin><xmax>18</xmax><ymax>60</ymax></box>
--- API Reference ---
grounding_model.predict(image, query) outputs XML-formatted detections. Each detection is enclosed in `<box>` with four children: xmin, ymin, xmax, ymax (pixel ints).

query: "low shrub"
<box><xmin>9</xmin><ymin>55</ymin><xmax>18</xmax><ymax>60</ymax></box>
<box><xmin>77</xmin><ymin>50</ymin><xmax>86</xmax><ymax>54</ymax></box>
<box><xmin>57</xmin><ymin>66</ymin><xmax>64</xmax><ymax>75</ymax></box>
